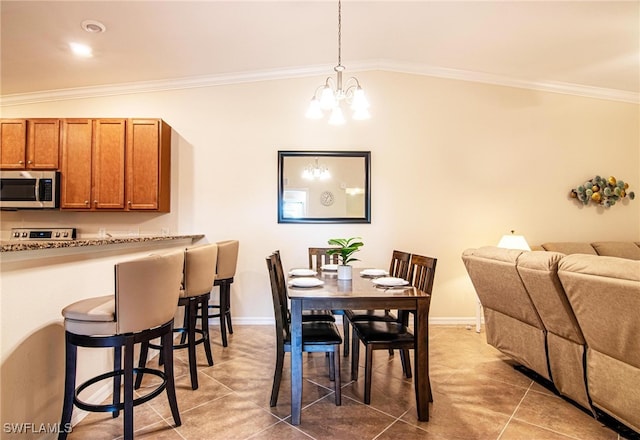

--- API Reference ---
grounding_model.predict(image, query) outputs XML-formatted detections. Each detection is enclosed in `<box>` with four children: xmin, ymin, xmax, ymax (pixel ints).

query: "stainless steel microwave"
<box><xmin>0</xmin><ymin>170</ymin><xmax>60</xmax><ymax>209</ymax></box>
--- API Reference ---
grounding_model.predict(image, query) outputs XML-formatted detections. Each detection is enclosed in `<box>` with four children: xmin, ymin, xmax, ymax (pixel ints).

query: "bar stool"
<box><xmin>205</xmin><ymin>240</ymin><xmax>239</xmax><ymax>347</ymax></box>
<box><xmin>58</xmin><ymin>251</ymin><xmax>184</xmax><ymax>440</ymax></box>
<box><xmin>137</xmin><ymin>243</ymin><xmax>218</xmax><ymax>390</ymax></box>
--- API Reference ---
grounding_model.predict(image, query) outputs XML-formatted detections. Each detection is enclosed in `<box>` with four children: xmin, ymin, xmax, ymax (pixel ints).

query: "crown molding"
<box><xmin>1</xmin><ymin>60</ymin><xmax>637</xmax><ymax>107</ymax></box>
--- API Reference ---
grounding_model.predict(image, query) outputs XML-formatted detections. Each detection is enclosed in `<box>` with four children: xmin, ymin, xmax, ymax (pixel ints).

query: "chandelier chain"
<box><xmin>337</xmin><ymin>0</ymin><xmax>342</xmax><ymax>67</ymax></box>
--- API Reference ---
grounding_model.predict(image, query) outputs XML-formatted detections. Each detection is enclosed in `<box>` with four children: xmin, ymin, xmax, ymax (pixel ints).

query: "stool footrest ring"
<box><xmin>74</xmin><ymin>367</ymin><xmax>167</xmax><ymax>413</ymax></box>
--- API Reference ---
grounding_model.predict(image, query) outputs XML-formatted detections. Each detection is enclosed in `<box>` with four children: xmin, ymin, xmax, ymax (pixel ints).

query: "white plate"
<box><xmin>289</xmin><ymin>268</ymin><xmax>317</xmax><ymax>277</ymax></box>
<box><xmin>321</xmin><ymin>264</ymin><xmax>338</xmax><ymax>271</ymax></box>
<box><xmin>371</xmin><ymin>277</ymin><xmax>409</xmax><ymax>287</ymax></box>
<box><xmin>360</xmin><ymin>268</ymin><xmax>389</xmax><ymax>277</ymax></box>
<box><xmin>288</xmin><ymin>277</ymin><xmax>325</xmax><ymax>288</ymax></box>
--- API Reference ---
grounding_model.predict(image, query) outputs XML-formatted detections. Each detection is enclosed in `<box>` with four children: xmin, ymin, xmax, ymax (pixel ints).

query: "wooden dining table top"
<box><xmin>287</xmin><ymin>269</ymin><xmax>431</xmax><ymax>300</ymax></box>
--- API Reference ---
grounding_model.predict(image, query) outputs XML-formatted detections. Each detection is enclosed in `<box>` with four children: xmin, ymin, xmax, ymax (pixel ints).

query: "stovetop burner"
<box><xmin>11</xmin><ymin>227</ymin><xmax>77</xmax><ymax>241</ymax></box>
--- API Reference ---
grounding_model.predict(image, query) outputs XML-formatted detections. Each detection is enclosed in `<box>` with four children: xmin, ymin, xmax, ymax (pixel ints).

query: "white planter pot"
<box><xmin>337</xmin><ymin>265</ymin><xmax>352</xmax><ymax>280</ymax></box>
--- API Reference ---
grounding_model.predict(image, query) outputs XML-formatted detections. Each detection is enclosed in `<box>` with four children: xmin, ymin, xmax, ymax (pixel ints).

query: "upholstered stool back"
<box><xmin>182</xmin><ymin>243</ymin><xmax>218</xmax><ymax>298</ymax></box>
<box><xmin>215</xmin><ymin>240</ymin><xmax>239</xmax><ymax>280</ymax></box>
<box><xmin>116</xmin><ymin>251</ymin><xmax>183</xmax><ymax>334</ymax></box>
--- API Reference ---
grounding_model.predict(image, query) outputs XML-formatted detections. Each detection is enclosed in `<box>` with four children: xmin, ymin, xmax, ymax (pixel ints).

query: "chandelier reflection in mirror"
<box><xmin>305</xmin><ymin>0</ymin><xmax>370</xmax><ymax>125</ymax></box>
<box><xmin>302</xmin><ymin>157</ymin><xmax>330</xmax><ymax>180</ymax></box>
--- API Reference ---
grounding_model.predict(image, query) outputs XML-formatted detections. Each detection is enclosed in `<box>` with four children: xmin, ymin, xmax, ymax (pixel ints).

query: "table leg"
<box><xmin>414</xmin><ymin>301</ymin><xmax>430</xmax><ymax>421</ymax></box>
<box><xmin>290</xmin><ymin>299</ymin><xmax>303</xmax><ymax>425</ymax></box>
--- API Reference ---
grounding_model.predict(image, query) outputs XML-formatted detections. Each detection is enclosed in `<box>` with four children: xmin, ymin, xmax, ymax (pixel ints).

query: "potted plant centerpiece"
<box><xmin>327</xmin><ymin>237</ymin><xmax>364</xmax><ymax>280</ymax></box>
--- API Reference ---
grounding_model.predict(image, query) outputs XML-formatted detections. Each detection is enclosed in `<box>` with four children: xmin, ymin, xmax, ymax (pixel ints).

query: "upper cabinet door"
<box><xmin>27</xmin><ymin>119</ymin><xmax>60</xmax><ymax>169</ymax></box>
<box><xmin>126</xmin><ymin>119</ymin><xmax>171</xmax><ymax>211</ymax></box>
<box><xmin>92</xmin><ymin>119</ymin><xmax>126</xmax><ymax>210</ymax></box>
<box><xmin>0</xmin><ymin>119</ymin><xmax>27</xmax><ymax>169</ymax></box>
<box><xmin>60</xmin><ymin>119</ymin><xmax>93</xmax><ymax>209</ymax></box>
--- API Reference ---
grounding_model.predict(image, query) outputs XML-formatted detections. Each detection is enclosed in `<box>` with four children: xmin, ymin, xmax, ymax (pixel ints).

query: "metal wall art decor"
<box><xmin>570</xmin><ymin>175</ymin><xmax>635</xmax><ymax>208</ymax></box>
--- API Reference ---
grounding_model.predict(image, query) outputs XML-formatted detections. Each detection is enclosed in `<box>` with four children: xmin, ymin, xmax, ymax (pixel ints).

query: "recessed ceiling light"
<box><xmin>69</xmin><ymin>42</ymin><xmax>93</xmax><ymax>57</ymax></box>
<box><xmin>81</xmin><ymin>19</ymin><xmax>106</xmax><ymax>33</ymax></box>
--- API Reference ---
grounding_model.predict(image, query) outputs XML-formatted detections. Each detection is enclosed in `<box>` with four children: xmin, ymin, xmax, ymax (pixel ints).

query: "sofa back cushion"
<box><xmin>540</xmin><ymin>242</ymin><xmax>597</xmax><ymax>255</ymax></box>
<box><xmin>517</xmin><ymin>251</ymin><xmax>585</xmax><ymax>344</ymax></box>
<box><xmin>591</xmin><ymin>241</ymin><xmax>640</xmax><ymax>260</ymax></box>
<box><xmin>462</xmin><ymin>246</ymin><xmax>543</xmax><ymax>329</ymax></box>
<box><xmin>558</xmin><ymin>254</ymin><xmax>640</xmax><ymax>369</ymax></box>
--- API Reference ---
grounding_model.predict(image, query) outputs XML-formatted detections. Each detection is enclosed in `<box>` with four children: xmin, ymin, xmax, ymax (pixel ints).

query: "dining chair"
<box><xmin>274</xmin><ymin>250</ymin><xmax>335</xmax><ymax>323</ymax></box>
<box><xmin>308</xmin><ymin>247</ymin><xmax>349</xmax><ymax>355</ymax></box>
<box><xmin>136</xmin><ymin>243</ymin><xmax>217</xmax><ymax>390</ymax></box>
<box><xmin>266</xmin><ymin>252</ymin><xmax>342</xmax><ymax>407</ymax></box>
<box><xmin>308</xmin><ymin>247</ymin><xmax>340</xmax><ymax>270</ymax></box>
<box><xmin>344</xmin><ymin>250</ymin><xmax>412</xmax><ymax>323</ymax></box>
<box><xmin>350</xmin><ymin>253</ymin><xmax>437</xmax><ymax>404</ymax></box>
<box><xmin>344</xmin><ymin>250</ymin><xmax>412</xmax><ymax>358</ymax></box>
<box><xmin>59</xmin><ymin>251</ymin><xmax>183</xmax><ymax>440</ymax></box>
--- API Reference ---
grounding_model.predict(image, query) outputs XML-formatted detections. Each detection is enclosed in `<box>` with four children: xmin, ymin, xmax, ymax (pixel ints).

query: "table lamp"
<box><xmin>497</xmin><ymin>230</ymin><xmax>531</xmax><ymax>251</ymax></box>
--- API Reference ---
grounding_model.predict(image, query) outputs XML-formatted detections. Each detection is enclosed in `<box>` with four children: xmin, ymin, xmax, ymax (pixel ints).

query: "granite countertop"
<box><xmin>0</xmin><ymin>234</ymin><xmax>205</xmax><ymax>253</ymax></box>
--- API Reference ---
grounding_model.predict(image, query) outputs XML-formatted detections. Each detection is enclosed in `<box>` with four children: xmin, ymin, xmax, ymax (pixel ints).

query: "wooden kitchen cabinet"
<box><xmin>126</xmin><ymin>119</ymin><xmax>171</xmax><ymax>211</ymax></box>
<box><xmin>60</xmin><ymin>119</ymin><xmax>126</xmax><ymax>210</ymax></box>
<box><xmin>0</xmin><ymin>119</ymin><xmax>27</xmax><ymax>169</ymax></box>
<box><xmin>27</xmin><ymin>119</ymin><xmax>61</xmax><ymax>169</ymax></box>
<box><xmin>0</xmin><ymin>118</ymin><xmax>60</xmax><ymax>169</ymax></box>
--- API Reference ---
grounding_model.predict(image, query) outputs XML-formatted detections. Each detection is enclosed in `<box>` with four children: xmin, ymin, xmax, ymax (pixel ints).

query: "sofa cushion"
<box><xmin>591</xmin><ymin>241</ymin><xmax>640</xmax><ymax>260</ymax></box>
<box><xmin>517</xmin><ymin>251</ymin><xmax>584</xmax><ymax>344</ymax></box>
<box><xmin>540</xmin><ymin>242</ymin><xmax>597</xmax><ymax>255</ymax></box>
<box><xmin>558</xmin><ymin>254</ymin><xmax>640</xmax><ymax>369</ymax></box>
<box><xmin>462</xmin><ymin>247</ymin><xmax>543</xmax><ymax>328</ymax></box>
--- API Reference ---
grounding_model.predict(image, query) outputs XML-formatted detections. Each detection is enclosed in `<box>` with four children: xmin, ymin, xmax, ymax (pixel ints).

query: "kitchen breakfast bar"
<box><xmin>0</xmin><ymin>234</ymin><xmax>204</xmax><ymax>432</ymax></box>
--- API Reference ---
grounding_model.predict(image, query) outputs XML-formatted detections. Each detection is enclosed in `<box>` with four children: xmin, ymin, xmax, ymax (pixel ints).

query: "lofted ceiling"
<box><xmin>1</xmin><ymin>1</ymin><xmax>639</xmax><ymax>103</ymax></box>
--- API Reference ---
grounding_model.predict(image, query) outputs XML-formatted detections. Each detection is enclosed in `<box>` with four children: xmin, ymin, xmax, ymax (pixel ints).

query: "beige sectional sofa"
<box><xmin>462</xmin><ymin>241</ymin><xmax>640</xmax><ymax>434</ymax></box>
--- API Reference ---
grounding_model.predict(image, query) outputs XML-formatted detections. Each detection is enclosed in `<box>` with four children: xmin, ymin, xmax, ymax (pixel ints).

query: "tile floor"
<box><xmin>69</xmin><ymin>324</ymin><xmax>637</xmax><ymax>440</ymax></box>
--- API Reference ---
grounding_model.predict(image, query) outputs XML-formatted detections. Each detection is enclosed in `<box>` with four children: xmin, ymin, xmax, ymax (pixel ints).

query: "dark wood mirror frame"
<box><xmin>278</xmin><ymin>150</ymin><xmax>371</xmax><ymax>224</ymax></box>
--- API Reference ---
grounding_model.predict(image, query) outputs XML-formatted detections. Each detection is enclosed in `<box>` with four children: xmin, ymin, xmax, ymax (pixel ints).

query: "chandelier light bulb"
<box><xmin>305</xmin><ymin>98</ymin><xmax>323</xmax><ymax>119</ymax></box>
<box><xmin>328</xmin><ymin>106</ymin><xmax>345</xmax><ymax>125</ymax></box>
<box><xmin>351</xmin><ymin>87</ymin><xmax>370</xmax><ymax>111</ymax></box>
<box><xmin>320</xmin><ymin>86</ymin><xmax>337</xmax><ymax>110</ymax></box>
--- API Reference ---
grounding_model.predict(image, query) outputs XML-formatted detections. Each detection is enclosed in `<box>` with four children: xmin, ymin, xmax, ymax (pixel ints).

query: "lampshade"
<box><xmin>497</xmin><ymin>231</ymin><xmax>531</xmax><ymax>250</ymax></box>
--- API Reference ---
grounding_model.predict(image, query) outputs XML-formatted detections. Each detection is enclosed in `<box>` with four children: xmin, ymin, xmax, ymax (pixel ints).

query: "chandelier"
<box><xmin>305</xmin><ymin>0</ymin><xmax>370</xmax><ymax>125</ymax></box>
<box><xmin>302</xmin><ymin>158</ymin><xmax>331</xmax><ymax>180</ymax></box>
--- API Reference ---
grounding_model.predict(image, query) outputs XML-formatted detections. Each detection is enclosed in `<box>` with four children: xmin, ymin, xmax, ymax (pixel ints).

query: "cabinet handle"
<box><xmin>18</xmin><ymin>160</ymin><xmax>23</xmax><ymax>164</ymax></box>
<box><xmin>84</xmin><ymin>200</ymin><xmax>89</xmax><ymax>205</ymax></box>
<box><xmin>128</xmin><ymin>201</ymin><xmax>132</xmax><ymax>205</ymax></box>
<box><xmin>94</xmin><ymin>200</ymin><xmax>98</xmax><ymax>205</ymax></box>
<box><xmin>27</xmin><ymin>160</ymin><xmax>32</xmax><ymax>164</ymax></box>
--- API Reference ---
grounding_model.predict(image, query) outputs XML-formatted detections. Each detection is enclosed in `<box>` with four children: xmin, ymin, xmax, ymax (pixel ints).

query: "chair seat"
<box><xmin>302</xmin><ymin>310</ymin><xmax>336</xmax><ymax>322</ymax></box>
<box><xmin>285</xmin><ymin>321</ymin><xmax>343</xmax><ymax>346</ymax></box>
<box><xmin>61</xmin><ymin>295</ymin><xmax>116</xmax><ymax>336</ymax></box>
<box><xmin>345</xmin><ymin>309</ymin><xmax>397</xmax><ymax>322</ymax></box>
<box><xmin>351</xmin><ymin>321</ymin><xmax>414</xmax><ymax>343</ymax></box>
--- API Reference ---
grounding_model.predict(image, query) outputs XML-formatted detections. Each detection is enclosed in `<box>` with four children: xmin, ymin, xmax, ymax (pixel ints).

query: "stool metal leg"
<box><xmin>123</xmin><ymin>337</ymin><xmax>135</xmax><ymax>440</ymax></box>
<box><xmin>187</xmin><ymin>297</ymin><xmax>199</xmax><ymax>389</ymax></box>
<box><xmin>113</xmin><ymin>346</ymin><xmax>122</xmax><ymax>418</ymax></box>
<box><xmin>219</xmin><ymin>285</ymin><xmax>228</xmax><ymax>347</ymax></box>
<box><xmin>200</xmin><ymin>295</ymin><xmax>214</xmax><ymax>366</ymax></box>
<box><xmin>58</xmin><ymin>333</ymin><xmax>77</xmax><ymax>440</ymax></box>
<box><xmin>224</xmin><ymin>283</ymin><xmax>233</xmax><ymax>335</ymax></box>
<box><xmin>162</xmin><ymin>327</ymin><xmax>181</xmax><ymax>427</ymax></box>
<box><xmin>134</xmin><ymin>342</ymin><xmax>148</xmax><ymax>390</ymax></box>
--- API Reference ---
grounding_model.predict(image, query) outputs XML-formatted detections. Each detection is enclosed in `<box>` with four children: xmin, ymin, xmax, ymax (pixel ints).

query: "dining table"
<box><xmin>287</xmin><ymin>268</ymin><xmax>433</xmax><ymax>425</ymax></box>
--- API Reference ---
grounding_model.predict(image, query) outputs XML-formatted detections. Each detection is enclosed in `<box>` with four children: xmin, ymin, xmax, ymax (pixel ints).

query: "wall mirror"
<box><xmin>278</xmin><ymin>150</ymin><xmax>371</xmax><ymax>224</ymax></box>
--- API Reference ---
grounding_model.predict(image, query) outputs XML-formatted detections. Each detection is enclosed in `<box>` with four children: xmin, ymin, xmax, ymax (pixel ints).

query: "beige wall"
<box><xmin>2</xmin><ymin>71</ymin><xmax>639</xmax><ymax>324</ymax></box>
